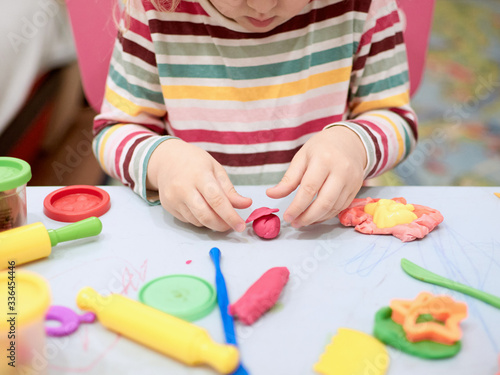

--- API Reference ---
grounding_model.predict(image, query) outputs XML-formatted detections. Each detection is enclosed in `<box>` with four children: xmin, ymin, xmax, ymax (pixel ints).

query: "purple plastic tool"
<box><xmin>45</xmin><ymin>305</ymin><xmax>96</xmax><ymax>337</ymax></box>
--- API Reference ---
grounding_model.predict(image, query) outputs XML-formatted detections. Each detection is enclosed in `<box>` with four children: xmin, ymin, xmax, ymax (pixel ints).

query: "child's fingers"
<box><xmin>197</xmin><ymin>179</ymin><xmax>246</xmax><ymax>232</ymax></box>
<box><xmin>215</xmin><ymin>166</ymin><xmax>252</xmax><ymax>210</ymax></box>
<box><xmin>319</xmin><ymin>189</ymin><xmax>359</xmax><ymax>221</ymax></box>
<box><xmin>292</xmin><ymin>175</ymin><xmax>345</xmax><ymax>228</ymax></box>
<box><xmin>167</xmin><ymin>207</ymin><xmax>187</xmax><ymax>223</ymax></box>
<box><xmin>292</xmin><ymin>176</ymin><xmax>359</xmax><ymax>227</ymax></box>
<box><xmin>227</xmin><ymin>187</ymin><xmax>253</xmax><ymax>210</ymax></box>
<box><xmin>309</xmin><ymin>182</ymin><xmax>361</xmax><ymax>225</ymax></box>
<box><xmin>167</xmin><ymin>206</ymin><xmax>202</xmax><ymax>227</ymax></box>
<box><xmin>176</xmin><ymin>204</ymin><xmax>203</xmax><ymax>227</ymax></box>
<box><xmin>266</xmin><ymin>152</ymin><xmax>307</xmax><ymax>199</ymax></box>
<box><xmin>283</xmin><ymin>163</ymin><xmax>329</xmax><ymax>224</ymax></box>
<box><xmin>187</xmin><ymin>190</ymin><xmax>232</xmax><ymax>232</ymax></box>
<box><xmin>163</xmin><ymin>197</ymin><xmax>208</xmax><ymax>228</ymax></box>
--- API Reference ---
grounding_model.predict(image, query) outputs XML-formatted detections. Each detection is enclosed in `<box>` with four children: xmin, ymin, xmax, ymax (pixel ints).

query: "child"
<box><xmin>93</xmin><ymin>0</ymin><xmax>417</xmax><ymax>232</ymax></box>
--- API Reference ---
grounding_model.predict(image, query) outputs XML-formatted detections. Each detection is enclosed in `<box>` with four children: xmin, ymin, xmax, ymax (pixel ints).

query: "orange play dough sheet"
<box><xmin>338</xmin><ymin>197</ymin><xmax>443</xmax><ymax>242</ymax></box>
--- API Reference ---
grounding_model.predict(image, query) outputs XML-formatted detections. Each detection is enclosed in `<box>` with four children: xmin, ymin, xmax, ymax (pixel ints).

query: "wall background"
<box><xmin>372</xmin><ymin>0</ymin><xmax>500</xmax><ymax>186</ymax></box>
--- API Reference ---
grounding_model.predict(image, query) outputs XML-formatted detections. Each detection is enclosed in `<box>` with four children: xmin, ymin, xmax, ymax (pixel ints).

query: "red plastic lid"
<box><xmin>43</xmin><ymin>185</ymin><xmax>111</xmax><ymax>222</ymax></box>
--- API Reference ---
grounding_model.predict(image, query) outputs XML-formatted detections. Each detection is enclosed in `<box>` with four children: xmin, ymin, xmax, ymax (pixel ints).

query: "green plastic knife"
<box><xmin>401</xmin><ymin>258</ymin><xmax>500</xmax><ymax>309</ymax></box>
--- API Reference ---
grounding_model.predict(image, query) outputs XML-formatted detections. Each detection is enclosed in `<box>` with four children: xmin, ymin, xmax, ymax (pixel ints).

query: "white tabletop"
<box><xmin>23</xmin><ymin>185</ymin><xmax>500</xmax><ymax>375</ymax></box>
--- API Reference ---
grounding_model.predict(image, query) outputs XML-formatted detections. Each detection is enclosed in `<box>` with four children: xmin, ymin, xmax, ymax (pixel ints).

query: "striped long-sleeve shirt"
<box><xmin>93</xmin><ymin>0</ymin><xmax>418</xmax><ymax>203</ymax></box>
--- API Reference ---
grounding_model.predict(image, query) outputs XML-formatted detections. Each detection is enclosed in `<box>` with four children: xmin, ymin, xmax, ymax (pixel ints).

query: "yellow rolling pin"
<box><xmin>0</xmin><ymin>217</ymin><xmax>102</xmax><ymax>270</ymax></box>
<box><xmin>76</xmin><ymin>287</ymin><xmax>239</xmax><ymax>374</ymax></box>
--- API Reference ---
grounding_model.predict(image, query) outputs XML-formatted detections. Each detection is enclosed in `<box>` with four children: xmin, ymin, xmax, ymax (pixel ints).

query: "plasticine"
<box><xmin>373</xmin><ymin>307</ymin><xmax>461</xmax><ymax>359</ymax></box>
<box><xmin>390</xmin><ymin>292</ymin><xmax>467</xmax><ymax>345</ymax></box>
<box><xmin>339</xmin><ymin>197</ymin><xmax>443</xmax><ymax>242</ymax></box>
<box><xmin>364</xmin><ymin>199</ymin><xmax>417</xmax><ymax>228</ymax></box>
<box><xmin>314</xmin><ymin>328</ymin><xmax>389</xmax><ymax>375</ymax></box>
<box><xmin>229</xmin><ymin>267</ymin><xmax>289</xmax><ymax>325</ymax></box>
<box><xmin>245</xmin><ymin>207</ymin><xmax>280</xmax><ymax>239</ymax></box>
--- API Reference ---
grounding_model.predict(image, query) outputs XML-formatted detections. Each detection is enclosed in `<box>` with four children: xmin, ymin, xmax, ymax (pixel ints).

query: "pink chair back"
<box><xmin>396</xmin><ymin>0</ymin><xmax>435</xmax><ymax>97</ymax></box>
<box><xmin>66</xmin><ymin>0</ymin><xmax>118</xmax><ymax>112</ymax></box>
<box><xmin>65</xmin><ymin>0</ymin><xmax>435</xmax><ymax>112</ymax></box>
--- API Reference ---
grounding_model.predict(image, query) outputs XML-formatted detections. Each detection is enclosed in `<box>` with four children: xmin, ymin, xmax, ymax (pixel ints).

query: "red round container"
<box><xmin>43</xmin><ymin>185</ymin><xmax>110</xmax><ymax>222</ymax></box>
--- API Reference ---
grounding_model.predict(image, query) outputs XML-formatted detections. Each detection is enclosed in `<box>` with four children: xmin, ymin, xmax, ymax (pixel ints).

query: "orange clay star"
<box><xmin>390</xmin><ymin>292</ymin><xmax>467</xmax><ymax>345</ymax></box>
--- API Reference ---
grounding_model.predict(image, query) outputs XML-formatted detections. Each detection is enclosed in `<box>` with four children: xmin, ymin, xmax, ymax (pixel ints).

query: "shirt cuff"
<box><xmin>138</xmin><ymin>136</ymin><xmax>179</xmax><ymax>205</ymax></box>
<box><xmin>323</xmin><ymin>122</ymin><xmax>376</xmax><ymax>179</ymax></box>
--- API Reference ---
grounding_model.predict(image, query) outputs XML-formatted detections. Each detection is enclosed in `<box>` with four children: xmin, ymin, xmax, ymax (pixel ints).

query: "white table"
<box><xmin>22</xmin><ymin>186</ymin><xmax>500</xmax><ymax>375</ymax></box>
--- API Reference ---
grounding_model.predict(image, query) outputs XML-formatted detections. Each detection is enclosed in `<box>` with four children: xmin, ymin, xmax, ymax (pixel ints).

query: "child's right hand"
<box><xmin>146</xmin><ymin>139</ymin><xmax>252</xmax><ymax>232</ymax></box>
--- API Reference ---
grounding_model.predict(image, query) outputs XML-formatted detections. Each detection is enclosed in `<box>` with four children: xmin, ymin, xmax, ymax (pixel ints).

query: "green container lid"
<box><xmin>139</xmin><ymin>275</ymin><xmax>216</xmax><ymax>322</ymax></box>
<box><xmin>0</xmin><ymin>157</ymin><xmax>31</xmax><ymax>191</ymax></box>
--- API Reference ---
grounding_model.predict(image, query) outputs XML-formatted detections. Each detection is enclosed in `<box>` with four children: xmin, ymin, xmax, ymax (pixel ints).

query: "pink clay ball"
<box><xmin>246</xmin><ymin>207</ymin><xmax>280</xmax><ymax>239</ymax></box>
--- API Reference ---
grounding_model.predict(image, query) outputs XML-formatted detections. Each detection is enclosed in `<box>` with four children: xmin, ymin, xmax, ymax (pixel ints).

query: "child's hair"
<box><xmin>117</xmin><ymin>0</ymin><xmax>181</xmax><ymax>34</ymax></box>
<box><xmin>148</xmin><ymin>0</ymin><xmax>181</xmax><ymax>12</ymax></box>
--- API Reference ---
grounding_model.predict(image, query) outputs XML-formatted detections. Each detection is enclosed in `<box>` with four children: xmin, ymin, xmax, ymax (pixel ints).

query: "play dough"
<box><xmin>364</xmin><ymin>199</ymin><xmax>417</xmax><ymax>228</ymax></box>
<box><xmin>245</xmin><ymin>207</ymin><xmax>280</xmax><ymax>239</ymax></box>
<box><xmin>373</xmin><ymin>307</ymin><xmax>461</xmax><ymax>359</ymax></box>
<box><xmin>390</xmin><ymin>292</ymin><xmax>467</xmax><ymax>345</ymax></box>
<box><xmin>229</xmin><ymin>267</ymin><xmax>289</xmax><ymax>325</ymax></box>
<box><xmin>313</xmin><ymin>328</ymin><xmax>389</xmax><ymax>375</ymax></box>
<box><xmin>339</xmin><ymin>197</ymin><xmax>443</xmax><ymax>242</ymax></box>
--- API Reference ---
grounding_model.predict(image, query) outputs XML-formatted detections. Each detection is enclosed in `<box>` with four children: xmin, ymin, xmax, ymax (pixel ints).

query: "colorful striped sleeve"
<box><xmin>326</xmin><ymin>0</ymin><xmax>418</xmax><ymax>179</ymax></box>
<box><xmin>92</xmin><ymin>0</ymin><xmax>177</xmax><ymax>203</ymax></box>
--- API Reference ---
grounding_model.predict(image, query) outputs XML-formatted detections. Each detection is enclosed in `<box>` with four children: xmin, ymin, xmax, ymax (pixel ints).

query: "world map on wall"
<box><xmin>372</xmin><ymin>0</ymin><xmax>500</xmax><ymax>186</ymax></box>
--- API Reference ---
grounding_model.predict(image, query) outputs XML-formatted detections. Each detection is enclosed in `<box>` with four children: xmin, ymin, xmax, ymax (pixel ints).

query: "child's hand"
<box><xmin>147</xmin><ymin>139</ymin><xmax>252</xmax><ymax>232</ymax></box>
<box><xmin>266</xmin><ymin>126</ymin><xmax>367</xmax><ymax>228</ymax></box>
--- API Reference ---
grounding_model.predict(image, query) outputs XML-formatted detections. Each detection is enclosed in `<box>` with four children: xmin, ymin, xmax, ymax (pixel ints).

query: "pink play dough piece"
<box><xmin>246</xmin><ymin>207</ymin><xmax>280</xmax><ymax>239</ymax></box>
<box><xmin>229</xmin><ymin>267</ymin><xmax>289</xmax><ymax>325</ymax></box>
<box><xmin>338</xmin><ymin>197</ymin><xmax>443</xmax><ymax>242</ymax></box>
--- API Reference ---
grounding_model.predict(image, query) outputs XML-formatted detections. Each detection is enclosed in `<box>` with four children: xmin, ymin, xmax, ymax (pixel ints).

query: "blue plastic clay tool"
<box><xmin>209</xmin><ymin>247</ymin><xmax>249</xmax><ymax>375</ymax></box>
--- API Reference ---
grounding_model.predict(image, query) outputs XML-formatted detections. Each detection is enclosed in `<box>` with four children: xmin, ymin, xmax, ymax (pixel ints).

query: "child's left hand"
<box><xmin>266</xmin><ymin>126</ymin><xmax>367</xmax><ymax>228</ymax></box>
